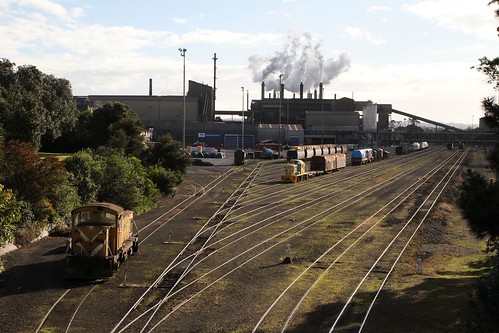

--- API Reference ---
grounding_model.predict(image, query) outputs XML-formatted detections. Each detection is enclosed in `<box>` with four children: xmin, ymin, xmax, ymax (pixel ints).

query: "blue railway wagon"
<box><xmin>351</xmin><ymin>149</ymin><xmax>373</xmax><ymax>165</ymax></box>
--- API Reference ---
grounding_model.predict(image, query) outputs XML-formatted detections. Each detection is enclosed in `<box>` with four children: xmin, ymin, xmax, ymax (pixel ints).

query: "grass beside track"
<box><xmin>360</xmin><ymin>163</ymin><xmax>491</xmax><ymax>333</ymax></box>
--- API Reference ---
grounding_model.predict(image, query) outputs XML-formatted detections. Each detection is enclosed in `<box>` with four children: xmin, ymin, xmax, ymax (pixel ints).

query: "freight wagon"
<box><xmin>286</xmin><ymin>144</ymin><xmax>348</xmax><ymax>161</ymax></box>
<box><xmin>310</xmin><ymin>154</ymin><xmax>346</xmax><ymax>173</ymax></box>
<box><xmin>234</xmin><ymin>149</ymin><xmax>246</xmax><ymax>165</ymax></box>
<box><xmin>351</xmin><ymin>148</ymin><xmax>374</xmax><ymax>165</ymax></box>
<box><xmin>282</xmin><ymin>153</ymin><xmax>346</xmax><ymax>183</ymax></box>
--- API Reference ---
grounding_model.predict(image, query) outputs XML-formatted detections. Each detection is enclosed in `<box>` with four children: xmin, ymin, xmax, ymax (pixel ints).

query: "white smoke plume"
<box><xmin>248</xmin><ymin>33</ymin><xmax>351</xmax><ymax>93</ymax></box>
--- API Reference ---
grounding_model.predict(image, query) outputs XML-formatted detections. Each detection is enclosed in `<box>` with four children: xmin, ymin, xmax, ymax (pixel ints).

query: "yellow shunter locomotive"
<box><xmin>65</xmin><ymin>202</ymin><xmax>139</xmax><ymax>279</ymax></box>
<box><xmin>282</xmin><ymin>159</ymin><xmax>309</xmax><ymax>183</ymax></box>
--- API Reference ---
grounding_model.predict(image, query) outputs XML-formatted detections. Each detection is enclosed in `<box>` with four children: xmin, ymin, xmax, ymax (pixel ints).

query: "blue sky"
<box><xmin>1</xmin><ymin>0</ymin><xmax>498</xmax><ymax>126</ymax></box>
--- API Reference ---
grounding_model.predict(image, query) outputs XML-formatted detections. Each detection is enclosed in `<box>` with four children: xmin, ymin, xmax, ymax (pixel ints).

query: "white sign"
<box><xmin>198</xmin><ymin>133</ymin><xmax>205</xmax><ymax>138</ymax></box>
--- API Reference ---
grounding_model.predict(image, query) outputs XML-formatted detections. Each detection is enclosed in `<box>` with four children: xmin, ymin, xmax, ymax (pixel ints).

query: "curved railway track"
<box><xmin>34</xmin><ymin>166</ymin><xmax>242</xmax><ymax>333</ymax></box>
<box><xmin>108</xmin><ymin>148</ymin><xmax>466</xmax><ymax>332</ymax></box>
<box><xmin>30</xmin><ymin>147</ymin><xmax>472</xmax><ymax>333</ymax></box>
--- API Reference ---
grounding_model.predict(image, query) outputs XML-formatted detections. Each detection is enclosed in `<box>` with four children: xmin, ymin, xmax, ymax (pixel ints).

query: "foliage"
<box><xmin>0</xmin><ymin>140</ymin><xmax>77</xmax><ymax>225</ymax></box>
<box><xmin>146</xmin><ymin>165</ymin><xmax>181</xmax><ymax>195</ymax></box>
<box><xmin>64</xmin><ymin>149</ymin><xmax>103</xmax><ymax>203</ymax></box>
<box><xmin>459</xmin><ymin>170</ymin><xmax>499</xmax><ymax>253</ymax></box>
<box><xmin>0</xmin><ymin>59</ymin><xmax>78</xmax><ymax>150</ymax></box>
<box><xmin>95</xmin><ymin>152</ymin><xmax>157</xmax><ymax>214</ymax></box>
<box><xmin>65</xmin><ymin>148</ymin><xmax>158</xmax><ymax>214</ymax></box>
<box><xmin>107</xmin><ymin>117</ymin><xmax>146</xmax><ymax>156</ymax></box>
<box><xmin>0</xmin><ymin>184</ymin><xmax>26</xmax><ymax>245</ymax></box>
<box><xmin>90</xmin><ymin>102</ymin><xmax>143</xmax><ymax>149</ymax></box>
<box><xmin>141</xmin><ymin>133</ymin><xmax>191</xmax><ymax>174</ymax></box>
<box><xmin>470</xmin><ymin>255</ymin><xmax>499</xmax><ymax>332</ymax></box>
<box><xmin>49</xmin><ymin>101</ymin><xmax>146</xmax><ymax>155</ymax></box>
<box><xmin>461</xmin><ymin>2</ymin><xmax>499</xmax><ymax>331</ymax></box>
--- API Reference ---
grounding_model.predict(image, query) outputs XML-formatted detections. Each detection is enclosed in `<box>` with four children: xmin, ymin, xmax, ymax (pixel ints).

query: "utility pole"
<box><xmin>178</xmin><ymin>48</ymin><xmax>187</xmax><ymax>148</ymax></box>
<box><xmin>241</xmin><ymin>86</ymin><xmax>244</xmax><ymax>150</ymax></box>
<box><xmin>212</xmin><ymin>53</ymin><xmax>218</xmax><ymax>119</ymax></box>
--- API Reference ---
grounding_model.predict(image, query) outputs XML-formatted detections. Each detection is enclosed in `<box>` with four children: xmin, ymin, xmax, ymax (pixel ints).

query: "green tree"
<box><xmin>141</xmin><ymin>133</ymin><xmax>191</xmax><ymax>174</ymax></box>
<box><xmin>459</xmin><ymin>2</ymin><xmax>499</xmax><ymax>331</ymax></box>
<box><xmin>146</xmin><ymin>165</ymin><xmax>181</xmax><ymax>195</ymax></box>
<box><xmin>64</xmin><ymin>149</ymin><xmax>103</xmax><ymax>203</ymax></box>
<box><xmin>0</xmin><ymin>140</ymin><xmax>77</xmax><ymax>224</ymax></box>
<box><xmin>0</xmin><ymin>60</ymin><xmax>78</xmax><ymax>150</ymax></box>
<box><xmin>90</xmin><ymin>102</ymin><xmax>141</xmax><ymax>148</ymax></box>
<box><xmin>108</xmin><ymin>117</ymin><xmax>145</xmax><ymax>156</ymax></box>
<box><xmin>0</xmin><ymin>184</ymin><xmax>26</xmax><ymax>245</ymax></box>
<box><xmin>96</xmin><ymin>152</ymin><xmax>157</xmax><ymax>214</ymax></box>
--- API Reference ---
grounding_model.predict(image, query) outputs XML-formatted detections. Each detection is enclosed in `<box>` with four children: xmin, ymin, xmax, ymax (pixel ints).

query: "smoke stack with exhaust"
<box><xmin>248</xmin><ymin>33</ymin><xmax>351</xmax><ymax>96</ymax></box>
<box><xmin>149</xmin><ymin>78</ymin><xmax>152</xmax><ymax>96</ymax></box>
<box><xmin>280</xmin><ymin>83</ymin><xmax>284</xmax><ymax>100</ymax></box>
<box><xmin>319</xmin><ymin>82</ymin><xmax>323</xmax><ymax>99</ymax></box>
<box><xmin>300</xmin><ymin>82</ymin><xmax>304</xmax><ymax>99</ymax></box>
<box><xmin>261</xmin><ymin>82</ymin><xmax>265</xmax><ymax>100</ymax></box>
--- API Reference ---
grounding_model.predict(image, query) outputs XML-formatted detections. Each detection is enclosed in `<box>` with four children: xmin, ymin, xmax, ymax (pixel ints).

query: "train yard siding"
<box><xmin>0</xmin><ymin>147</ymin><xmax>492</xmax><ymax>332</ymax></box>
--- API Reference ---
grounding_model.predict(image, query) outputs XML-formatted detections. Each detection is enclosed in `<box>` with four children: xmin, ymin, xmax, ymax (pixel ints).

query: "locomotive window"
<box><xmin>100</xmin><ymin>211</ymin><xmax>117</xmax><ymax>225</ymax></box>
<box><xmin>74</xmin><ymin>211</ymin><xmax>91</xmax><ymax>224</ymax></box>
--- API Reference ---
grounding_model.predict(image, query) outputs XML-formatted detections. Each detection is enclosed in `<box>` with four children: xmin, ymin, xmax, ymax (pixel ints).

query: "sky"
<box><xmin>1</xmin><ymin>0</ymin><xmax>499</xmax><ymax>127</ymax></box>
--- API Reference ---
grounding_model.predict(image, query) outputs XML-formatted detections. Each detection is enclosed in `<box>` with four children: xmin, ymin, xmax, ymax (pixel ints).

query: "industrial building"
<box><xmin>76</xmin><ymin>79</ymin><xmax>492</xmax><ymax>150</ymax></box>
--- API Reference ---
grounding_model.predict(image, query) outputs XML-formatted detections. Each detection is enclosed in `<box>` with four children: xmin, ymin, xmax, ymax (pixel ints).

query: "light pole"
<box><xmin>279</xmin><ymin>74</ymin><xmax>283</xmax><ymax>152</ymax></box>
<box><xmin>178</xmin><ymin>48</ymin><xmax>187</xmax><ymax>148</ymax></box>
<box><xmin>241</xmin><ymin>86</ymin><xmax>244</xmax><ymax>150</ymax></box>
<box><xmin>321</xmin><ymin>84</ymin><xmax>324</xmax><ymax>145</ymax></box>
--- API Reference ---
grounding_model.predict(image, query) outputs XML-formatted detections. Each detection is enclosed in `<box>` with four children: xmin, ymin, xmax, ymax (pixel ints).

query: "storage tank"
<box><xmin>363</xmin><ymin>103</ymin><xmax>377</xmax><ymax>132</ymax></box>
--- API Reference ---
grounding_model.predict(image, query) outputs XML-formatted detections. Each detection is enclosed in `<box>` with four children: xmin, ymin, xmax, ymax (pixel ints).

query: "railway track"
<box><xmin>33</xmin><ymin>166</ymin><xmax>242</xmax><ymax>333</ymax></box>
<box><xmin>109</xmin><ymin>148</ymin><xmax>463</xmax><ymax>332</ymax></box>
<box><xmin>251</xmin><ymin>149</ymin><xmax>468</xmax><ymax>332</ymax></box>
<box><xmin>29</xmin><ymin>146</ymin><xmax>472</xmax><ymax>333</ymax></box>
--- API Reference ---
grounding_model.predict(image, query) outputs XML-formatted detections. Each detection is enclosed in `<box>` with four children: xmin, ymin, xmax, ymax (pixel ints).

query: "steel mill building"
<box><xmin>76</xmin><ymin>79</ymin><xmax>483</xmax><ymax>150</ymax></box>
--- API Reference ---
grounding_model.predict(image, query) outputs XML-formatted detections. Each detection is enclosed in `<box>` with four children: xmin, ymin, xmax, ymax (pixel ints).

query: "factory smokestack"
<box><xmin>248</xmin><ymin>33</ymin><xmax>351</xmax><ymax>95</ymax></box>
<box><xmin>280</xmin><ymin>83</ymin><xmax>284</xmax><ymax>100</ymax></box>
<box><xmin>149</xmin><ymin>78</ymin><xmax>152</xmax><ymax>96</ymax></box>
<box><xmin>319</xmin><ymin>82</ymin><xmax>323</xmax><ymax>99</ymax></box>
<box><xmin>261</xmin><ymin>82</ymin><xmax>265</xmax><ymax>100</ymax></box>
<box><xmin>300</xmin><ymin>82</ymin><xmax>304</xmax><ymax>99</ymax></box>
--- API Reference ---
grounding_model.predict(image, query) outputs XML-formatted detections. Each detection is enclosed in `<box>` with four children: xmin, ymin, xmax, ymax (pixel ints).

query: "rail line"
<box><xmin>110</xmin><ymin>163</ymin><xmax>265</xmax><ymax>333</ymax></box>
<box><xmin>34</xmin><ymin>167</ymin><xmax>239</xmax><ymax>333</ymax></box>
<box><xmin>250</xmin><ymin>149</ymin><xmax>466</xmax><ymax>332</ymax></box>
<box><xmin>113</xmin><ymin>149</ymin><xmax>454</xmax><ymax>332</ymax></box>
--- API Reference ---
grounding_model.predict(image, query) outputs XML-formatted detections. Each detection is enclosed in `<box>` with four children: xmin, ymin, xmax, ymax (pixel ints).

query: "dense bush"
<box><xmin>0</xmin><ymin>184</ymin><xmax>26</xmax><ymax>245</ymax></box>
<box><xmin>0</xmin><ymin>140</ymin><xmax>77</xmax><ymax>225</ymax></box>
<box><xmin>147</xmin><ymin>165</ymin><xmax>181</xmax><ymax>195</ymax></box>
<box><xmin>470</xmin><ymin>255</ymin><xmax>499</xmax><ymax>332</ymax></box>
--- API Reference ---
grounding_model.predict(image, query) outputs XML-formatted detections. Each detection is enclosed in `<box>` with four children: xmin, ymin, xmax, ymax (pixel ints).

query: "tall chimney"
<box><xmin>261</xmin><ymin>82</ymin><xmax>265</xmax><ymax>100</ymax></box>
<box><xmin>149</xmin><ymin>78</ymin><xmax>152</xmax><ymax>96</ymax></box>
<box><xmin>300</xmin><ymin>82</ymin><xmax>304</xmax><ymax>99</ymax></box>
<box><xmin>314</xmin><ymin>89</ymin><xmax>317</xmax><ymax>99</ymax></box>
<box><xmin>319</xmin><ymin>82</ymin><xmax>323</xmax><ymax>99</ymax></box>
<box><xmin>280</xmin><ymin>83</ymin><xmax>284</xmax><ymax>100</ymax></box>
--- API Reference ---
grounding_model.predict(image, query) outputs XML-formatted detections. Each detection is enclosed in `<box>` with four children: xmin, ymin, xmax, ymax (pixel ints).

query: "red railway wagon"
<box><xmin>309</xmin><ymin>153</ymin><xmax>346</xmax><ymax>173</ymax></box>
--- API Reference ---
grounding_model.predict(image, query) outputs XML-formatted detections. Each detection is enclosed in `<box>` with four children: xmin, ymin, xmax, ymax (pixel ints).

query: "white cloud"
<box><xmin>333</xmin><ymin>60</ymin><xmax>491</xmax><ymax>124</ymax></box>
<box><xmin>367</xmin><ymin>5</ymin><xmax>393</xmax><ymax>13</ymax></box>
<box><xmin>171</xmin><ymin>17</ymin><xmax>188</xmax><ymax>24</ymax></box>
<box><xmin>181</xmin><ymin>29</ymin><xmax>283</xmax><ymax>46</ymax></box>
<box><xmin>343</xmin><ymin>26</ymin><xmax>386</xmax><ymax>45</ymax></box>
<box><xmin>404</xmin><ymin>0</ymin><xmax>497</xmax><ymax>40</ymax></box>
